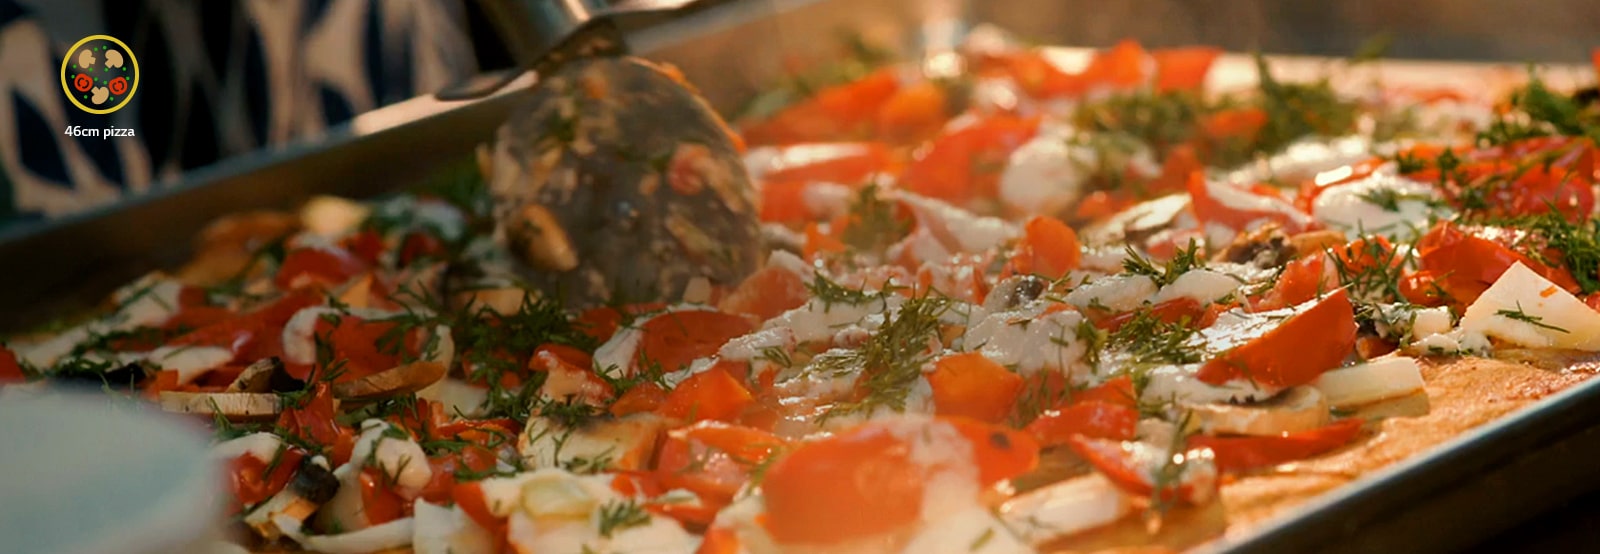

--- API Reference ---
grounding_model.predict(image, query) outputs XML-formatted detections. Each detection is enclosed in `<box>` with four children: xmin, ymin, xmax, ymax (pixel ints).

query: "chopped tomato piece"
<box><xmin>1415</xmin><ymin>221</ymin><xmax>1579</xmax><ymax>304</ymax></box>
<box><xmin>610</xmin><ymin>382</ymin><xmax>667</xmax><ymax>416</ymax></box>
<box><xmin>1188</xmin><ymin>419</ymin><xmax>1365</xmax><ymax>473</ymax></box>
<box><xmin>802</xmin><ymin>221</ymin><xmax>848</xmax><ymax>261</ymax></box>
<box><xmin>763</xmin><ymin>418</ymin><xmax>1035</xmax><ymax>543</ymax></box>
<box><xmin>759</xmin><ymin>142</ymin><xmax>897</xmax><ymax>186</ymax></box>
<box><xmin>0</xmin><ymin>345</ymin><xmax>25</xmax><ymax>384</ymax></box>
<box><xmin>1067</xmin><ymin>435</ymin><xmax>1213</xmax><ymax>504</ymax></box>
<box><xmin>876</xmin><ymin>81</ymin><xmax>951</xmax><ymax>143</ymax></box>
<box><xmin>275</xmin><ymin>383</ymin><xmax>351</xmax><ymax>449</ymax></box>
<box><xmin>1069</xmin><ymin>375</ymin><xmax>1138</xmax><ymax>408</ymax></box>
<box><xmin>228</xmin><ymin>448</ymin><xmax>305</xmax><ymax>510</ymax></box>
<box><xmin>698</xmin><ymin>527</ymin><xmax>742</xmax><ymax>554</ymax></box>
<box><xmin>1094</xmin><ymin>298</ymin><xmax>1206</xmax><ymax>332</ymax></box>
<box><xmin>741</xmin><ymin>69</ymin><xmax>900</xmax><ymax>146</ymax></box>
<box><xmin>637</xmin><ymin>310</ymin><xmax>756</xmax><ymax>373</ymax></box>
<box><xmin>655</xmin><ymin>421</ymin><xmax>786</xmax><ymax>505</ymax></box>
<box><xmin>981</xmin><ymin>49</ymin><xmax>1083</xmax><ymax>98</ymax></box>
<box><xmin>416</xmin><ymin>445</ymin><xmax>499</xmax><ymax>504</ymax></box>
<box><xmin>1025</xmin><ymin>401</ymin><xmax>1140</xmax><ymax>446</ymax></box>
<box><xmin>762</xmin><ymin>426</ymin><xmax>921</xmax><ymax>543</ymax></box>
<box><xmin>358</xmin><ymin>468</ymin><xmax>409</xmax><ymax>525</ymax></box>
<box><xmin>275</xmin><ymin>246</ymin><xmax>368</xmax><ymax>290</ymax></box>
<box><xmin>901</xmin><ymin>114</ymin><xmax>1041</xmax><ymax>204</ymax></box>
<box><xmin>1198</xmin><ymin>107</ymin><xmax>1267</xmax><ymax>143</ymax></box>
<box><xmin>658</xmin><ymin>363</ymin><xmax>754</xmax><ymax>423</ymax></box>
<box><xmin>1187</xmin><ymin>173</ymin><xmax>1311</xmax><ymax>233</ymax></box>
<box><xmin>1254</xmin><ymin>252</ymin><xmax>1331</xmax><ymax>311</ymax></box>
<box><xmin>1080</xmin><ymin>40</ymin><xmax>1151</xmax><ymax>91</ymax></box>
<box><xmin>1198</xmin><ymin>288</ymin><xmax>1358</xmax><ymax>389</ymax></box>
<box><xmin>451</xmin><ymin>482</ymin><xmax>510</xmax><ymax>553</ymax></box>
<box><xmin>926</xmin><ymin>352</ymin><xmax>1024</xmax><ymax>423</ymax></box>
<box><xmin>719</xmin><ymin>264</ymin><xmax>808</xmax><ymax>322</ymax></box>
<box><xmin>1008</xmin><ymin>215</ymin><xmax>1083</xmax><ymax>280</ymax></box>
<box><xmin>1152</xmin><ymin>47</ymin><xmax>1222</xmax><ymax>92</ymax></box>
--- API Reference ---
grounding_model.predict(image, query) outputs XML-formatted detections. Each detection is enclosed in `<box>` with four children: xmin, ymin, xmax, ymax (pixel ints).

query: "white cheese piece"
<box><xmin>110</xmin><ymin>276</ymin><xmax>185</xmax><ymax>330</ymax></box>
<box><xmin>413</xmin><ymin>500</ymin><xmax>497</xmax><ymax>554</ymax></box>
<box><xmin>963</xmin><ymin>301</ymin><xmax>1089</xmax><ymax>378</ymax></box>
<box><xmin>1064</xmin><ymin>274</ymin><xmax>1157</xmax><ymax>313</ymax></box>
<box><xmin>1140</xmin><ymin>363</ymin><xmax>1272</xmax><ymax>406</ymax></box>
<box><xmin>416</xmin><ymin>378</ymin><xmax>490</xmax><ymax>418</ymax></box>
<box><xmin>1150</xmin><ymin>269</ymin><xmax>1244</xmax><ymax>305</ymax></box>
<box><xmin>210</xmin><ymin>432</ymin><xmax>285</xmax><ymax>462</ymax></box>
<box><xmin>149</xmin><ymin>345</ymin><xmax>236</xmax><ymax>385</ymax></box>
<box><xmin>1459</xmin><ymin>262</ymin><xmax>1600</xmax><ymax>350</ymax></box>
<box><xmin>764</xmin><ymin>295</ymin><xmax>902</xmax><ymax>344</ymax></box>
<box><xmin>1231</xmin><ymin>135</ymin><xmax>1375</xmax><ymax>184</ymax></box>
<box><xmin>717</xmin><ymin>327</ymin><xmax>797</xmax><ymax>362</ymax></box>
<box><xmin>1312</xmin><ymin>356</ymin><xmax>1426</xmax><ymax>408</ymax></box>
<box><xmin>354</xmin><ymin>420</ymin><xmax>431</xmax><ymax>492</ymax></box>
<box><xmin>1311</xmin><ymin>173</ymin><xmax>1444</xmax><ymax>238</ymax></box>
<box><xmin>999</xmin><ymin>474</ymin><xmax>1132</xmax><ymax>546</ymax></box>
<box><xmin>518</xmin><ymin>414</ymin><xmax>666</xmax><ymax>471</ymax></box>
<box><xmin>997</xmin><ymin>128</ymin><xmax>1087</xmax><ymax>216</ymax></box>
<box><xmin>1198</xmin><ymin>178</ymin><xmax>1314</xmax><ymax>231</ymax></box>
<box><xmin>1411</xmin><ymin>306</ymin><xmax>1453</xmax><ymax>339</ymax></box>
<box><xmin>900</xmin><ymin>192</ymin><xmax>1020</xmax><ymax>254</ymax></box>
<box><xmin>504</xmin><ymin>469</ymin><xmax>698</xmax><ymax>554</ymax></box>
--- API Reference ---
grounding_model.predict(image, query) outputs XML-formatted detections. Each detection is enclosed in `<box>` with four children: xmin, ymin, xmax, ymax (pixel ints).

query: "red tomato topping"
<box><xmin>901</xmin><ymin>114</ymin><xmax>1041</xmax><ymax>205</ymax></box>
<box><xmin>1007</xmin><ymin>215</ymin><xmax>1083</xmax><ymax>280</ymax></box>
<box><xmin>1067</xmin><ymin>435</ymin><xmax>1212</xmax><ymax>504</ymax></box>
<box><xmin>275</xmin><ymin>246</ymin><xmax>368</xmax><ymax>290</ymax></box>
<box><xmin>636</xmin><ymin>310</ymin><xmax>755</xmax><ymax>373</ymax></box>
<box><xmin>228</xmin><ymin>448</ymin><xmax>305</xmax><ymax>510</ymax></box>
<box><xmin>1197</xmin><ymin>288</ymin><xmax>1358</xmax><ymax>389</ymax></box>
<box><xmin>1188</xmin><ymin>418</ymin><xmax>1365</xmax><ymax>473</ymax></box>
<box><xmin>1187</xmin><ymin>173</ymin><xmax>1311</xmax><ymax>233</ymax></box>
<box><xmin>741</xmin><ymin>69</ymin><xmax>900</xmax><ymax>146</ymax></box>
<box><xmin>1414</xmin><ymin>221</ymin><xmax>1579</xmax><ymax>305</ymax></box>
<box><xmin>925</xmin><ymin>352</ymin><xmax>1024</xmax><ymax>423</ymax></box>
<box><xmin>658</xmin><ymin>362</ymin><xmax>754</xmax><ymax>423</ymax></box>
<box><xmin>1025</xmin><ymin>401</ymin><xmax>1140</xmax><ymax>446</ymax></box>
<box><xmin>718</xmin><ymin>265</ymin><xmax>808</xmax><ymax>322</ymax></box>
<box><xmin>1152</xmin><ymin>47</ymin><xmax>1222</xmax><ymax>92</ymax></box>
<box><xmin>655</xmin><ymin>421</ymin><xmax>787</xmax><ymax>506</ymax></box>
<box><xmin>0</xmin><ymin>345</ymin><xmax>26</xmax><ymax>384</ymax></box>
<box><xmin>358</xmin><ymin>468</ymin><xmax>409</xmax><ymax>525</ymax></box>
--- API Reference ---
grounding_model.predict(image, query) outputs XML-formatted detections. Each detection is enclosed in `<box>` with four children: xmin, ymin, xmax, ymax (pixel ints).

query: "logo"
<box><xmin>60</xmin><ymin>35</ymin><xmax>139</xmax><ymax>114</ymax></box>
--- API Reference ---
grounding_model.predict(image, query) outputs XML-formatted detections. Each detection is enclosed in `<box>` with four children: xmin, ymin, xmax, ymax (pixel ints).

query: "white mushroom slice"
<box><xmin>333</xmin><ymin>360</ymin><xmax>448</xmax><ymax>401</ymax></box>
<box><xmin>1313</xmin><ymin>356</ymin><xmax>1426</xmax><ymax>408</ymax></box>
<box><xmin>999</xmin><ymin>474</ymin><xmax>1133</xmax><ymax>545</ymax></box>
<box><xmin>1187</xmin><ymin>386</ymin><xmax>1330</xmax><ymax>437</ymax></box>
<box><xmin>158</xmin><ymin>392</ymin><xmax>283</xmax><ymax>421</ymax></box>
<box><xmin>225</xmin><ymin>357</ymin><xmax>288</xmax><ymax>393</ymax></box>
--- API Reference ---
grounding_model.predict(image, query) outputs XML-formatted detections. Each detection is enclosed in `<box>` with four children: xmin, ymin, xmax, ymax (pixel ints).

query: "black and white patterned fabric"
<box><xmin>0</xmin><ymin>0</ymin><xmax>483</xmax><ymax>227</ymax></box>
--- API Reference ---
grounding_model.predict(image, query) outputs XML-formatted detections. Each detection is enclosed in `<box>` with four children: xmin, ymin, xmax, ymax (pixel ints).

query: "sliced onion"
<box><xmin>1187</xmin><ymin>386</ymin><xmax>1329</xmax><ymax>436</ymax></box>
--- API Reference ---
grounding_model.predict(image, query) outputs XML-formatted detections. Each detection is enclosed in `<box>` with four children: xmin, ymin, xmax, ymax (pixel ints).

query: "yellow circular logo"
<box><xmin>60</xmin><ymin>35</ymin><xmax>139</xmax><ymax>114</ymax></box>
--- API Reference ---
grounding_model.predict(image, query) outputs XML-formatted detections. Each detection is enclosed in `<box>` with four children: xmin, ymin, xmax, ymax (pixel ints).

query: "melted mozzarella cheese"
<box><xmin>1064</xmin><ymin>274</ymin><xmax>1157</xmax><ymax>313</ymax></box>
<box><xmin>1200</xmin><ymin>178</ymin><xmax>1314</xmax><ymax>230</ymax></box>
<box><xmin>764</xmin><ymin>295</ymin><xmax>901</xmax><ymax>344</ymax></box>
<box><xmin>1150</xmin><ymin>269</ymin><xmax>1244</xmax><ymax>305</ymax></box>
<box><xmin>963</xmin><ymin>301</ymin><xmax>1089</xmax><ymax>378</ymax></box>
<box><xmin>210</xmin><ymin>432</ymin><xmax>285</xmax><ymax>462</ymax></box>
<box><xmin>1139</xmin><ymin>363</ymin><xmax>1270</xmax><ymax>405</ymax></box>
<box><xmin>901</xmin><ymin>506</ymin><xmax>1032</xmax><ymax>554</ymax></box>
<box><xmin>1311</xmin><ymin>173</ymin><xmax>1444</xmax><ymax>238</ymax></box>
<box><xmin>519</xmin><ymin>415</ymin><xmax>666</xmax><ymax>471</ymax></box>
<box><xmin>900</xmin><ymin>193</ymin><xmax>1020</xmax><ymax>254</ymax></box>
<box><xmin>353</xmin><ymin>420</ymin><xmax>432</xmax><ymax>496</ymax></box>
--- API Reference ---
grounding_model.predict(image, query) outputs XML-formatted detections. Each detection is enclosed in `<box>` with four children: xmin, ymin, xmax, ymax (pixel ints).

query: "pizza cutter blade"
<box><xmin>452</xmin><ymin>0</ymin><xmax>763</xmax><ymax>308</ymax></box>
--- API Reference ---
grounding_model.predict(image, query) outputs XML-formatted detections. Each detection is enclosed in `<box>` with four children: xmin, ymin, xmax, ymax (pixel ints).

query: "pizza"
<box><xmin>5</xmin><ymin>33</ymin><xmax>1600</xmax><ymax>554</ymax></box>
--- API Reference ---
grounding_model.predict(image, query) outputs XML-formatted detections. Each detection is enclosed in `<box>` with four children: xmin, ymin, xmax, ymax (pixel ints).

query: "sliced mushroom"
<box><xmin>225</xmin><ymin>357</ymin><xmax>302</xmax><ymax>394</ymax></box>
<box><xmin>984</xmin><ymin>275</ymin><xmax>1050</xmax><ymax>312</ymax></box>
<box><xmin>1211</xmin><ymin>223</ymin><xmax>1294</xmax><ymax>268</ymax></box>
<box><xmin>244</xmin><ymin>457</ymin><xmax>339</xmax><ymax>540</ymax></box>
<box><xmin>332</xmin><ymin>361</ymin><xmax>447</xmax><ymax>402</ymax></box>
<box><xmin>1186</xmin><ymin>386</ymin><xmax>1330</xmax><ymax>437</ymax></box>
<box><xmin>158</xmin><ymin>391</ymin><xmax>282</xmax><ymax>421</ymax></box>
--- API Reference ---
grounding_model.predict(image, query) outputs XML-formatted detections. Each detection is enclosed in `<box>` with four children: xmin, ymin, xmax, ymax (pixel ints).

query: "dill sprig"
<box><xmin>1495</xmin><ymin>302</ymin><xmax>1570</xmax><ymax>333</ymax></box>
<box><xmin>1107</xmin><ymin>310</ymin><xmax>1203</xmax><ymax>367</ymax></box>
<box><xmin>1327</xmin><ymin>237</ymin><xmax>1412</xmax><ymax>304</ymax></box>
<box><xmin>817</xmin><ymin>295</ymin><xmax>951</xmax><ymax>420</ymax></box>
<box><xmin>1121</xmin><ymin>241</ymin><xmax>1205</xmax><ymax>287</ymax></box>
<box><xmin>839</xmin><ymin>185</ymin><xmax>911</xmax><ymax>255</ymax></box>
<box><xmin>596</xmin><ymin>499</ymin><xmax>651</xmax><ymax>537</ymax></box>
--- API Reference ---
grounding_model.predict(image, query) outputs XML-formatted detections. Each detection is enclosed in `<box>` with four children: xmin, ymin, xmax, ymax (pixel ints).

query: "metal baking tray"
<box><xmin>3</xmin><ymin>0</ymin><xmax>1599</xmax><ymax>550</ymax></box>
